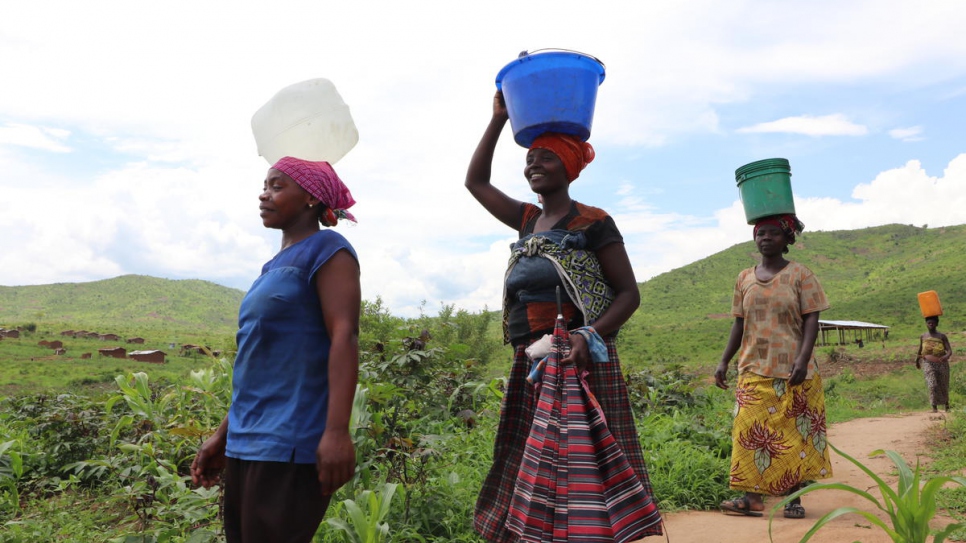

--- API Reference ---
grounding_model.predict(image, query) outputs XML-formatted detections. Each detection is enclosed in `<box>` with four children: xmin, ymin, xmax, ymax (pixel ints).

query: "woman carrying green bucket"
<box><xmin>714</xmin><ymin>159</ymin><xmax>833</xmax><ymax>519</ymax></box>
<box><xmin>714</xmin><ymin>159</ymin><xmax>832</xmax><ymax>518</ymax></box>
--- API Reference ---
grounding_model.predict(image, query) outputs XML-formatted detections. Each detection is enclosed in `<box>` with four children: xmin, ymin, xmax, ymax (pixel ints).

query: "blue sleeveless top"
<box><xmin>227</xmin><ymin>229</ymin><xmax>358</xmax><ymax>463</ymax></box>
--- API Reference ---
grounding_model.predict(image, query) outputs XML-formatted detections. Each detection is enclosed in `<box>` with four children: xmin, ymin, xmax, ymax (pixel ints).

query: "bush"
<box><xmin>771</xmin><ymin>444</ymin><xmax>966</xmax><ymax>543</ymax></box>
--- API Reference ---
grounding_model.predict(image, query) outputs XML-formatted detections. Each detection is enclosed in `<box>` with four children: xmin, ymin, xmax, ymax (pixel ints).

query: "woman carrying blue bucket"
<box><xmin>466</xmin><ymin>86</ymin><xmax>662</xmax><ymax>542</ymax></box>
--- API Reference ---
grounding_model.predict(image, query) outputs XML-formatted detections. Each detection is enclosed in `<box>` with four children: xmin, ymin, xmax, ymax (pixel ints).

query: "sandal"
<box><xmin>720</xmin><ymin>496</ymin><xmax>764</xmax><ymax>517</ymax></box>
<box><xmin>784</xmin><ymin>502</ymin><xmax>806</xmax><ymax>519</ymax></box>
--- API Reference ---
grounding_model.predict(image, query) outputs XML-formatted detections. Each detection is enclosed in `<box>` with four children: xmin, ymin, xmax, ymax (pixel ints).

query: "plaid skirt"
<box><xmin>475</xmin><ymin>338</ymin><xmax>661</xmax><ymax>542</ymax></box>
<box><xmin>728</xmin><ymin>373</ymin><xmax>832</xmax><ymax>495</ymax></box>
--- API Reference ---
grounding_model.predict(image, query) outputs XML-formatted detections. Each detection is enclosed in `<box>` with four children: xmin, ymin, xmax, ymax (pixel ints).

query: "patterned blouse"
<box><xmin>921</xmin><ymin>336</ymin><xmax>947</xmax><ymax>358</ymax></box>
<box><xmin>503</xmin><ymin>201</ymin><xmax>622</xmax><ymax>345</ymax></box>
<box><xmin>731</xmin><ymin>261</ymin><xmax>830</xmax><ymax>379</ymax></box>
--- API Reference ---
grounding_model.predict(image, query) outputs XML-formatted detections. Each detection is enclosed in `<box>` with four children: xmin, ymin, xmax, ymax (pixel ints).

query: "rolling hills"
<box><xmin>620</xmin><ymin>222</ymin><xmax>965</xmax><ymax>366</ymax></box>
<box><xmin>0</xmin><ymin>275</ymin><xmax>244</xmax><ymax>339</ymax></box>
<box><xmin>0</xmin><ymin>223</ymin><xmax>962</xmax><ymax>368</ymax></box>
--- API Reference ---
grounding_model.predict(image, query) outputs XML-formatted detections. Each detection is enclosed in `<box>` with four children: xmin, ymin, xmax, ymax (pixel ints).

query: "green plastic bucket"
<box><xmin>735</xmin><ymin>158</ymin><xmax>795</xmax><ymax>225</ymax></box>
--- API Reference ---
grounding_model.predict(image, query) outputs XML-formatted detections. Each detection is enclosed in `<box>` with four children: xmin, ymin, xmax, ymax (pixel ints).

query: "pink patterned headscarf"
<box><xmin>271</xmin><ymin>156</ymin><xmax>357</xmax><ymax>222</ymax></box>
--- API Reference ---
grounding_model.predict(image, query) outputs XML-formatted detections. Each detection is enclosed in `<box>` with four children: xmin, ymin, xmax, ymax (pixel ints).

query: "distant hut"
<box><xmin>60</xmin><ymin>330</ymin><xmax>75</xmax><ymax>336</ymax></box>
<box><xmin>1</xmin><ymin>329</ymin><xmax>20</xmax><ymax>338</ymax></box>
<box><xmin>98</xmin><ymin>347</ymin><xmax>127</xmax><ymax>359</ymax></box>
<box><xmin>48</xmin><ymin>340</ymin><xmax>63</xmax><ymax>350</ymax></box>
<box><xmin>99</xmin><ymin>333</ymin><xmax>120</xmax><ymax>341</ymax></box>
<box><xmin>180</xmin><ymin>344</ymin><xmax>211</xmax><ymax>356</ymax></box>
<box><xmin>126</xmin><ymin>337</ymin><xmax>146</xmax><ymax>344</ymax></box>
<box><xmin>38</xmin><ymin>340</ymin><xmax>50</xmax><ymax>347</ymax></box>
<box><xmin>54</xmin><ymin>348</ymin><xmax>66</xmax><ymax>355</ymax></box>
<box><xmin>80</xmin><ymin>352</ymin><xmax>92</xmax><ymax>359</ymax></box>
<box><xmin>130</xmin><ymin>350</ymin><xmax>166</xmax><ymax>364</ymax></box>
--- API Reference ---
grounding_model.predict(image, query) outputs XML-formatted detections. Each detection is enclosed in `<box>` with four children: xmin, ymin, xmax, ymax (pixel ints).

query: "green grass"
<box><xmin>0</xmin><ymin>274</ymin><xmax>243</xmax><ymax>338</ymax></box>
<box><xmin>3</xmin><ymin>222</ymin><xmax>966</xmax><ymax>539</ymax></box>
<box><xmin>3</xmin><ymin>348</ymin><xmax>966</xmax><ymax>540</ymax></box>
<box><xmin>641</xmin><ymin>403</ymin><xmax>734</xmax><ymax>511</ymax></box>
<box><xmin>1</xmin><ymin>487</ymin><xmax>132</xmax><ymax>541</ymax></box>
<box><xmin>932</xmin><ymin>415</ymin><xmax>966</xmax><ymax>541</ymax></box>
<box><xmin>824</xmin><ymin>365</ymin><xmax>939</xmax><ymax>423</ymax></box>
<box><xmin>770</xmin><ymin>444</ymin><xmax>966</xmax><ymax>543</ymax></box>
<box><xmin>0</xmin><ymin>332</ymin><xmax>228</xmax><ymax>395</ymax></box>
<box><xmin>6</xmin><ymin>223</ymin><xmax>966</xmax><ymax>380</ymax></box>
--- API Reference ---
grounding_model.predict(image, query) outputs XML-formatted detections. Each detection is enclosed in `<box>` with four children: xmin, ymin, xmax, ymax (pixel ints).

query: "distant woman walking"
<box><xmin>714</xmin><ymin>214</ymin><xmax>832</xmax><ymax>520</ymax></box>
<box><xmin>915</xmin><ymin>316</ymin><xmax>952</xmax><ymax>412</ymax></box>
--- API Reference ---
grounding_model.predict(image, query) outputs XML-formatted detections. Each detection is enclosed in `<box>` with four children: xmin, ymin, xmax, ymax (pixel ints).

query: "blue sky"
<box><xmin>2</xmin><ymin>1</ymin><xmax>965</xmax><ymax>317</ymax></box>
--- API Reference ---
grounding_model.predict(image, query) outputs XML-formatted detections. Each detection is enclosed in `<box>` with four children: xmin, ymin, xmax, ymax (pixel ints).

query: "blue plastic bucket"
<box><xmin>735</xmin><ymin>158</ymin><xmax>796</xmax><ymax>225</ymax></box>
<box><xmin>496</xmin><ymin>50</ymin><xmax>605</xmax><ymax>147</ymax></box>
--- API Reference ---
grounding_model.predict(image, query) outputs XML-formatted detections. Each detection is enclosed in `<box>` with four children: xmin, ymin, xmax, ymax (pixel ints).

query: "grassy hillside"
<box><xmin>0</xmin><ymin>276</ymin><xmax>245</xmax><ymax>394</ymax></box>
<box><xmin>0</xmin><ymin>274</ymin><xmax>244</xmax><ymax>338</ymax></box>
<box><xmin>2</xmin><ymin>223</ymin><xmax>964</xmax><ymax>376</ymax></box>
<box><xmin>619</xmin><ymin>223</ymin><xmax>966</xmax><ymax>368</ymax></box>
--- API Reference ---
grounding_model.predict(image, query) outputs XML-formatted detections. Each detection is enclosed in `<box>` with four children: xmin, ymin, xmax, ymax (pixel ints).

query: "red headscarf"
<box><xmin>271</xmin><ymin>156</ymin><xmax>357</xmax><ymax>223</ymax></box>
<box><xmin>753</xmin><ymin>214</ymin><xmax>804</xmax><ymax>245</ymax></box>
<box><xmin>529</xmin><ymin>133</ymin><xmax>595</xmax><ymax>182</ymax></box>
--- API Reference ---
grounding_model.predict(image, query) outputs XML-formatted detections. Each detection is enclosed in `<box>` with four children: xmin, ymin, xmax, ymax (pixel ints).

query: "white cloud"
<box><xmin>888</xmin><ymin>126</ymin><xmax>924</xmax><ymax>142</ymax></box>
<box><xmin>614</xmin><ymin>154</ymin><xmax>966</xmax><ymax>288</ymax></box>
<box><xmin>616</xmin><ymin>202</ymin><xmax>750</xmax><ymax>283</ymax></box>
<box><xmin>0</xmin><ymin>123</ymin><xmax>71</xmax><ymax>152</ymax></box>
<box><xmin>0</xmin><ymin>155</ymin><xmax>270</xmax><ymax>289</ymax></box>
<box><xmin>2</xmin><ymin>1</ymin><xmax>966</xmax><ymax>317</ymax></box>
<box><xmin>801</xmin><ymin>154</ymin><xmax>966</xmax><ymax>231</ymax></box>
<box><xmin>736</xmin><ymin>114</ymin><xmax>868</xmax><ymax>137</ymax></box>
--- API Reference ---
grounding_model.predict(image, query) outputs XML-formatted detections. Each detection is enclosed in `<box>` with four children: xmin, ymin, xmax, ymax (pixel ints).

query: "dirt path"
<box><xmin>656</xmin><ymin>410</ymin><xmax>953</xmax><ymax>543</ymax></box>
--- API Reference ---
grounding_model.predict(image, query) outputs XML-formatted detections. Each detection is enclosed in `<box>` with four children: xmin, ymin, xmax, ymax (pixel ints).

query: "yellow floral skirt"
<box><xmin>728</xmin><ymin>372</ymin><xmax>832</xmax><ymax>495</ymax></box>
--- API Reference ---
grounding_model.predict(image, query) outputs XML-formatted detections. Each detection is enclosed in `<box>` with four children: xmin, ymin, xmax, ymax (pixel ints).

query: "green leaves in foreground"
<box><xmin>326</xmin><ymin>483</ymin><xmax>399</xmax><ymax>543</ymax></box>
<box><xmin>769</xmin><ymin>442</ymin><xmax>966</xmax><ymax>543</ymax></box>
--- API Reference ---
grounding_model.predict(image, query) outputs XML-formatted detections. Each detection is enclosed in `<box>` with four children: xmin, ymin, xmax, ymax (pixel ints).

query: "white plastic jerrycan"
<box><xmin>251</xmin><ymin>78</ymin><xmax>359</xmax><ymax>165</ymax></box>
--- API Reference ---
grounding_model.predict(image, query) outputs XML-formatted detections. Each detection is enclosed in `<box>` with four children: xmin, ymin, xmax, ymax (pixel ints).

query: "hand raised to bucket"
<box><xmin>495</xmin><ymin>50</ymin><xmax>605</xmax><ymax>147</ymax></box>
<box><xmin>492</xmin><ymin>91</ymin><xmax>509</xmax><ymax>122</ymax></box>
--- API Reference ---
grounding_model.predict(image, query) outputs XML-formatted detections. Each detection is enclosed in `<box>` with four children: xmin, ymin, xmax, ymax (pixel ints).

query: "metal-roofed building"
<box><xmin>818</xmin><ymin>320</ymin><xmax>889</xmax><ymax>346</ymax></box>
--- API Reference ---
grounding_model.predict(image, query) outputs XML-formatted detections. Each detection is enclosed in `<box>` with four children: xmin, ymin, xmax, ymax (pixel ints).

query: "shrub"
<box><xmin>770</xmin><ymin>443</ymin><xmax>966</xmax><ymax>543</ymax></box>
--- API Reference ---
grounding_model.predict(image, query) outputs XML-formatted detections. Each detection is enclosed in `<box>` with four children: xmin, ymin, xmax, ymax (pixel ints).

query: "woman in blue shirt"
<box><xmin>191</xmin><ymin>156</ymin><xmax>360</xmax><ymax>542</ymax></box>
